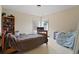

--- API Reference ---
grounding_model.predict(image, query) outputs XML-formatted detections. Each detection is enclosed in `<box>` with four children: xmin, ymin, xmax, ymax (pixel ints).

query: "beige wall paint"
<box><xmin>43</xmin><ymin>6</ymin><xmax>79</xmax><ymax>38</ymax></box>
<box><xmin>2</xmin><ymin>6</ymin><xmax>79</xmax><ymax>37</ymax></box>
<box><xmin>42</xmin><ymin>6</ymin><xmax>79</xmax><ymax>53</ymax></box>
<box><xmin>0</xmin><ymin>6</ymin><xmax>2</xmax><ymax>34</ymax></box>
<box><xmin>14</xmin><ymin>12</ymin><xmax>40</xmax><ymax>34</ymax></box>
<box><xmin>2</xmin><ymin>8</ymin><xmax>40</xmax><ymax>34</ymax></box>
<box><xmin>3</xmin><ymin>6</ymin><xmax>79</xmax><ymax>35</ymax></box>
<box><xmin>2</xmin><ymin>6</ymin><xmax>79</xmax><ymax>38</ymax></box>
<box><xmin>0</xmin><ymin>6</ymin><xmax>2</xmax><ymax>46</ymax></box>
<box><xmin>74</xmin><ymin>22</ymin><xmax>79</xmax><ymax>53</ymax></box>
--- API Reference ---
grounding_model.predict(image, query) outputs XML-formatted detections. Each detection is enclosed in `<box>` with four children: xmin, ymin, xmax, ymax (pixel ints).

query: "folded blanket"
<box><xmin>55</xmin><ymin>32</ymin><xmax>77</xmax><ymax>48</ymax></box>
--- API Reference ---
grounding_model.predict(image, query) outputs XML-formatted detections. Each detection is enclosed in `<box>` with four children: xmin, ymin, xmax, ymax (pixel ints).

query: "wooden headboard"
<box><xmin>37</xmin><ymin>27</ymin><xmax>48</xmax><ymax>39</ymax></box>
<box><xmin>37</xmin><ymin>27</ymin><xmax>44</xmax><ymax>32</ymax></box>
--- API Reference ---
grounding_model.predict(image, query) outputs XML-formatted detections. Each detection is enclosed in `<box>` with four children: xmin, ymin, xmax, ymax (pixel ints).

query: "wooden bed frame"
<box><xmin>2</xmin><ymin>29</ymin><xmax>48</xmax><ymax>53</ymax></box>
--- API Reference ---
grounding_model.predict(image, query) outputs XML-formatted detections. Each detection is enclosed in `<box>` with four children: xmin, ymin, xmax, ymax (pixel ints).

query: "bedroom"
<box><xmin>0</xmin><ymin>5</ymin><xmax>79</xmax><ymax>54</ymax></box>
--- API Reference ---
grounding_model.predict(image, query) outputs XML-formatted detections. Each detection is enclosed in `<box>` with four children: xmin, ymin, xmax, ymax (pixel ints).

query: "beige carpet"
<box><xmin>24</xmin><ymin>38</ymin><xmax>73</xmax><ymax>54</ymax></box>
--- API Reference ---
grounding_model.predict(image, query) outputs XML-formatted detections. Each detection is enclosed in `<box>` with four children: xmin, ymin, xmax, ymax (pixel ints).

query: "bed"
<box><xmin>9</xmin><ymin>33</ymin><xmax>48</xmax><ymax>52</ymax></box>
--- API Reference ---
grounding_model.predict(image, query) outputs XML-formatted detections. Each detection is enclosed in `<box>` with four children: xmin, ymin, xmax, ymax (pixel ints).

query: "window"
<box><xmin>40</xmin><ymin>19</ymin><xmax>48</xmax><ymax>30</ymax></box>
<box><xmin>32</xmin><ymin>19</ymin><xmax>48</xmax><ymax>31</ymax></box>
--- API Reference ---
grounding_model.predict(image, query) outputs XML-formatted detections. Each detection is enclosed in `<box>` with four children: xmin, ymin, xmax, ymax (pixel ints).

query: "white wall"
<box><xmin>74</xmin><ymin>22</ymin><xmax>79</xmax><ymax>53</ymax></box>
<box><xmin>0</xmin><ymin>6</ymin><xmax>2</xmax><ymax>34</ymax></box>
<box><xmin>42</xmin><ymin>6</ymin><xmax>79</xmax><ymax>53</ymax></box>
<box><xmin>43</xmin><ymin>6</ymin><xmax>79</xmax><ymax>38</ymax></box>
<box><xmin>14</xmin><ymin>12</ymin><xmax>40</xmax><ymax>34</ymax></box>
<box><xmin>0</xmin><ymin>6</ymin><xmax>2</xmax><ymax>46</ymax></box>
<box><xmin>2</xmin><ymin>8</ymin><xmax>40</xmax><ymax>34</ymax></box>
<box><xmin>2</xmin><ymin>6</ymin><xmax>79</xmax><ymax>38</ymax></box>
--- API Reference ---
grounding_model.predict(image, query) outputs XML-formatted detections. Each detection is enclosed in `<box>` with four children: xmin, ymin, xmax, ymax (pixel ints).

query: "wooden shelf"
<box><xmin>2</xmin><ymin>16</ymin><xmax>15</xmax><ymax>54</ymax></box>
<box><xmin>4</xmin><ymin>48</ymin><xmax>16</xmax><ymax>54</ymax></box>
<box><xmin>2</xmin><ymin>16</ymin><xmax>15</xmax><ymax>34</ymax></box>
<box><xmin>2</xmin><ymin>16</ymin><xmax>14</xmax><ymax>19</ymax></box>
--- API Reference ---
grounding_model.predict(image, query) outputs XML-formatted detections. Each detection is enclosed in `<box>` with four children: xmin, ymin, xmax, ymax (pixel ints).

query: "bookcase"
<box><xmin>2</xmin><ymin>16</ymin><xmax>16</xmax><ymax>53</ymax></box>
<box><xmin>2</xmin><ymin>16</ymin><xmax>15</xmax><ymax>34</ymax></box>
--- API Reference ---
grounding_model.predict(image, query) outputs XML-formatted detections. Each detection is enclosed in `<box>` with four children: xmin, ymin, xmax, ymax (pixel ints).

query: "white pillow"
<box><xmin>32</xmin><ymin>30</ymin><xmax>37</xmax><ymax>34</ymax></box>
<box><xmin>15</xmin><ymin>31</ymin><xmax>20</xmax><ymax>37</ymax></box>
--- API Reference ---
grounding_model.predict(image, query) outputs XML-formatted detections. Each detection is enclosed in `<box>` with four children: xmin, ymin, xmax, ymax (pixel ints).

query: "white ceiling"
<box><xmin>2</xmin><ymin>5</ymin><xmax>76</xmax><ymax>16</ymax></box>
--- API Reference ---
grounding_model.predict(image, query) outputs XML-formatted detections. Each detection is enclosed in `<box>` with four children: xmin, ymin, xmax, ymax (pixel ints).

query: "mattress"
<box><xmin>15</xmin><ymin>34</ymin><xmax>43</xmax><ymax>41</ymax></box>
<box><xmin>9</xmin><ymin>34</ymin><xmax>48</xmax><ymax>51</ymax></box>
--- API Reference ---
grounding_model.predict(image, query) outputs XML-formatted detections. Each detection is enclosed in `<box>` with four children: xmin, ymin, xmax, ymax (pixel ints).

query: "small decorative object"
<box><xmin>32</xmin><ymin>30</ymin><xmax>37</xmax><ymax>34</ymax></box>
<box><xmin>15</xmin><ymin>31</ymin><xmax>20</xmax><ymax>38</ymax></box>
<box><xmin>2</xmin><ymin>12</ymin><xmax>6</xmax><ymax>16</ymax></box>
